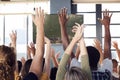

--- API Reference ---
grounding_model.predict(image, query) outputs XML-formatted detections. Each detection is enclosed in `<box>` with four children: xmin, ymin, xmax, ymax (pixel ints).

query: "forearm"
<box><xmin>104</xmin><ymin>27</ymin><xmax>111</xmax><ymax>59</ymax></box>
<box><xmin>27</xmin><ymin>53</ymin><xmax>32</xmax><ymax>59</ymax></box>
<box><xmin>60</xmin><ymin>25</ymin><xmax>70</xmax><ymax>50</ymax></box>
<box><xmin>64</xmin><ymin>39</ymin><xmax>76</xmax><ymax>55</ymax></box>
<box><xmin>75</xmin><ymin>46</ymin><xmax>80</xmax><ymax>59</ymax></box>
<box><xmin>115</xmin><ymin>48</ymin><xmax>120</xmax><ymax>60</ymax></box>
<box><xmin>44</xmin><ymin>43</ymin><xmax>51</xmax><ymax>77</ymax></box>
<box><xmin>80</xmin><ymin>38</ymin><xmax>92</xmax><ymax>80</ymax></box>
<box><xmin>52</xmin><ymin>56</ymin><xmax>59</xmax><ymax>68</ymax></box>
<box><xmin>98</xmin><ymin>47</ymin><xmax>103</xmax><ymax>64</ymax></box>
<box><xmin>56</xmin><ymin>53</ymin><xmax>70</xmax><ymax>80</ymax></box>
<box><xmin>29</xmin><ymin>26</ymin><xmax>44</xmax><ymax>77</ymax></box>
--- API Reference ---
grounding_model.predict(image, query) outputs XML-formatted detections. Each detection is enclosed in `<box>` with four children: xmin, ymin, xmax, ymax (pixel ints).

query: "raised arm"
<box><xmin>98</xmin><ymin>9</ymin><xmax>112</xmax><ymax>59</ymax></box>
<box><xmin>9</xmin><ymin>30</ymin><xmax>17</xmax><ymax>52</ymax></box>
<box><xmin>51</xmin><ymin>48</ymin><xmax>59</xmax><ymax>68</ymax></box>
<box><xmin>73</xmin><ymin>24</ymin><xmax>92</xmax><ymax>80</ymax></box>
<box><xmin>29</xmin><ymin>7</ymin><xmax>45</xmax><ymax>78</ymax></box>
<box><xmin>27</xmin><ymin>42</ymin><xmax>36</xmax><ymax>59</ymax></box>
<box><xmin>112</xmin><ymin>41</ymin><xmax>120</xmax><ymax>60</ymax></box>
<box><xmin>30</xmin><ymin>42</ymin><xmax>36</xmax><ymax>57</ymax></box>
<box><xmin>27</xmin><ymin>45</ymin><xmax>32</xmax><ymax>59</ymax></box>
<box><xmin>56</xmin><ymin>23</ymin><xmax>83</xmax><ymax>80</ymax></box>
<box><xmin>58</xmin><ymin>8</ymin><xmax>75</xmax><ymax>58</ymax></box>
<box><xmin>9</xmin><ymin>31</ymin><xmax>17</xmax><ymax>68</ymax></box>
<box><xmin>93</xmin><ymin>39</ymin><xmax>103</xmax><ymax>64</ymax></box>
<box><xmin>43</xmin><ymin>36</ymin><xmax>51</xmax><ymax>77</ymax></box>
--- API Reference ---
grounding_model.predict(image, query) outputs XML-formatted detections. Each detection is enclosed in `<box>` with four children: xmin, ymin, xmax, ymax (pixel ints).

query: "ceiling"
<box><xmin>0</xmin><ymin>0</ymin><xmax>49</xmax><ymax>2</ymax></box>
<box><xmin>0</xmin><ymin>0</ymin><xmax>120</xmax><ymax>3</ymax></box>
<box><xmin>73</xmin><ymin>0</ymin><xmax>120</xmax><ymax>3</ymax></box>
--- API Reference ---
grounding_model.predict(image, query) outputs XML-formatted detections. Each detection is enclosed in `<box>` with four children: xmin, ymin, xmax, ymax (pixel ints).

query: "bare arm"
<box><xmin>51</xmin><ymin>48</ymin><xmax>59</xmax><ymax>68</ymax></box>
<box><xmin>75</xmin><ymin>44</ymin><xmax>80</xmax><ymax>60</ymax></box>
<box><xmin>56</xmin><ymin>23</ymin><xmax>83</xmax><ymax>80</ymax></box>
<box><xmin>27</xmin><ymin>45</ymin><xmax>32</xmax><ymax>59</ymax></box>
<box><xmin>43</xmin><ymin>37</ymin><xmax>51</xmax><ymax>77</ymax></box>
<box><xmin>98</xmin><ymin>9</ymin><xmax>112</xmax><ymax>59</ymax></box>
<box><xmin>73</xmin><ymin>24</ymin><xmax>92</xmax><ymax>80</ymax></box>
<box><xmin>9</xmin><ymin>31</ymin><xmax>17</xmax><ymax>73</ymax></box>
<box><xmin>58</xmin><ymin>8</ymin><xmax>75</xmax><ymax>58</ymax></box>
<box><xmin>9</xmin><ymin>30</ymin><xmax>17</xmax><ymax>52</ymax></box>
<box><xmin>93</xmin><ymin>39</ymin><xmax>103</xmax><ymax>64</ymax></box>
<box><xmin>29</xmin><ymin>7</ymin><xmax>45</xmax><ymax>78</ymax></box>
<box><xmin>112</xmin><ymin>41</ymin><xmax>120</xmax><ymax>60</ymax></box>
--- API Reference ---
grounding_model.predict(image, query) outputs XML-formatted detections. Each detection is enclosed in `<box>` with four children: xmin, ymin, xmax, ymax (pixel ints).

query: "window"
<box><xmin>0</xmin><ymin>1</ymin><xmax>50</xmax><ymax>60</ymax></box>
<box><xmin>102</xmin><ymin>3</ymin><xmax>120</xmax><ymax>60</ymax></box>
<box><xmin>77</xmin><ymin>3</ymin><xmax>96</xmax><ymax>46</ymax></box>
<box><xmin>77</xmin><ymin>3</ymin><xmax>120</xmax><ymax>60</ymax></box>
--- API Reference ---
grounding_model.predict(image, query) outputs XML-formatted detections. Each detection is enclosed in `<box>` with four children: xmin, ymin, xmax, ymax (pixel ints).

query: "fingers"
<box><xmin>103</xmin><ymin>9</ymin><xmax>112</xmax><ymax>17</ymax></box>
<box><xmin>35</xmin><ymin>8</ymin><xmax>39</xmax><ymax>17</ymax></box>
<box><xmin>110</xmin><ymin>13</ymin><xmax>113</xmax><ymax>18</ymax></box>
<box><xmin>58</xmin><ymin>7</ymin><xmax>67</xmax><ymax>17</ymax></box>
<box><xmin>98</xmin><ymin>18</ymin><xmax>103</xmax><ymax>24</ymax></box>
<box><xmin>72</xmin><ymin>23</ymin><xmax>84</xmax><ymax>33</ymax></box>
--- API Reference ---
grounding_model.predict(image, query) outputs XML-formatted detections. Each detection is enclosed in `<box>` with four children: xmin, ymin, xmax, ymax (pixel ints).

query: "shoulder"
<box><xmin>23</xmin><ymin>72</ymin><xmax>38</xmax><ymax>80</ymax></box>
<box><xmin>100</xmin><ymin>58</ymin><xmax>113</xmax><ymax>73</ymax></box>
<box><xmin>92</xmin><ymin>70</ymin><xmax>112</xmax><ymax>80</ymax></box>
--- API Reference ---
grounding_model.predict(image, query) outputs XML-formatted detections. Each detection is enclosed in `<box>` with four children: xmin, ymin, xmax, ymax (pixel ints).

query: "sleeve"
<box><xmin>100</xmin><ymin>58</ymin><xmax>113</xmax><ymax>73</ymax></box>
<box><xmin>81</xmin><ymin>55</ymin><xmax>92</xmax><ymax>80</ymax></box>
<box><xmin>56</xmin><ymin>53</ymin><xmax>70</xmax><ymax>80</ymax></box>
<box><xmin>23</xmin><ymin>72</ymin><xmax>38</xmax><ymax>80</ymax></box>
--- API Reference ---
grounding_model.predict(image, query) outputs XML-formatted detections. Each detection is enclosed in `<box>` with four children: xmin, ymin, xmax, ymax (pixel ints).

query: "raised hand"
<box><xmin>58</xmin><ymin>7</ymin><xmax>68</xmax><ymax>27</ymax></box>
<box><xmin>72</xmin><ymin>23</ymin><xmax>84</xmax><ymax>43</ymax></box>
<box><xmin>30</xmin><ymin>42</ymin><xmax>36</xmax><ymax>56</ymax></box>
<box><xmin>112</xmin><ymin>41</ymin><xmax>120</xmax><ymax>60</ymax></box>
<box><xmin>112</xmin><ymin>41</ymin><xmax>119</xmax><ymax>49</ymax></box>
<box><xmin>93</xmin><ymin>39</ymin><xmax>101</xmax><ymax>50</ymax></box>
<box><xmin>9</xmin><ymin>30</ymin><xmax>17</xmax><ymax>47</ymax></box>
<box><xmin>98</xmin><ymin>9</ymin><xmax>112</xmax><ymax>59</ymax></box>
<box><xmin>29</xmin><ymin>7</ymin><xmax>45</xmax><ymax>78</ymax></box>
<box><xmin>98</xmin><ymin>9</ymin><xmax>112</xmax><ymax>27</ymax></box>
<box><xmin>32</xmin><ymin>7</ymin><xmax>44</xmax><ymax>28</ymax></box>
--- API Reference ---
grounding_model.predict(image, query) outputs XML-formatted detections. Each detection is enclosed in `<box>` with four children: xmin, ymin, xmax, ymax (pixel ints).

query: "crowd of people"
<box><xmin>0</xmin><ymin>7</ymin><xmax>120</xmax><ymax>80</ymax></box>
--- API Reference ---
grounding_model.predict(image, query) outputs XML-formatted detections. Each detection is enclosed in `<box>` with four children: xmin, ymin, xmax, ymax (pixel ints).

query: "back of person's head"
<box><xmin>87</xmin><ymin>46</ymin><xmax>100</xmax><ymax>70</ymax></box>
<box><xmin>0</xmin><ymin>45</ymin><xmax>16</xmax><ymax>80</ymax></box>
<box><xmin>112</xmin><ymin>59</ymin><xmax>118</xmax><ymax>68</ymax></box>
<box><xmin>17</xmin><ymin>60</ymin><xmax>22</xmax><ymax>73</ymax></box>
<box><xmin>21</xmin><ymin>59</ymin><xmax>32</xmax><ymax>78</ymax></box>
<box><xmin>65</xmin><ymin>67</ymin><xmax>88</xmax><ymax>80</ymax></box>
<box><xmin>112</xmin><ymin>59</ymin><xmax>118</xmax><ymax>73</ymax></box>
<box><xmin>50</xmin><ymin>67</ymin><xmax>58</xmax><ymax>80</ymax></box>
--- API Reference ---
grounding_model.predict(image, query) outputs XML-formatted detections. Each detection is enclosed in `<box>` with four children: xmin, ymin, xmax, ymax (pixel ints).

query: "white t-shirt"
<box><xmin>98</xmin><ymin>58</ymin><xmax>113</xmax><ymax>73</ymax></box>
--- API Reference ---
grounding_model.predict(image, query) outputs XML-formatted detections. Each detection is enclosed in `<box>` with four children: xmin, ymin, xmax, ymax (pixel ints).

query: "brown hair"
<box><xmin>0</xmin><ymin>45</ymin><xmax>16</xmax><ymax>80</ymax></box>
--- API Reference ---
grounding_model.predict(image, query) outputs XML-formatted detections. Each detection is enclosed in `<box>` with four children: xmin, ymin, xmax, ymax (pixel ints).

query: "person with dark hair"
<box><xmin>17</xmin><ymin>60</ymin><xmax>22</xmax><ymax>74</ymax></box>
<box><xmin>0</xmin><ymin>45</ymin><xmax>16</xmax><ymax>80</ymax></box>
<box><xmin>50</xmin><ymin>67</ymin><xmax>58</xmax><ymax>80</ymax></box>
<box><xmin>21</xmin><ymin>59</ymin><xmax>32</xmax><ymax>78</ymax></box>
<box><xmin>112</xmin><ymin>59</ymin><xmax>119</xmax><ymax>80</ymax></box>
<box><xmin>87</xmin><ymin>46</ymin><xmax>100</xmax><ymax>70</ymax></box>
<box><xmin>0</xmin><ymin>31</ymin><xmax>17</xmax><ymax>80</ymax></box>
<box><xmin>112</xmin><ymin>41</ymin><xmax>120</xmax><ymax>79</ymax></box>
<box><xmin>87</xmin><ymin>9</ymin><xmax>113</xmax><ymax>80</ymax></box>
<box><xmin>112</xmin><ymin>41</ymin><xmax>120</xmax><ymax>60</ymax></box>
